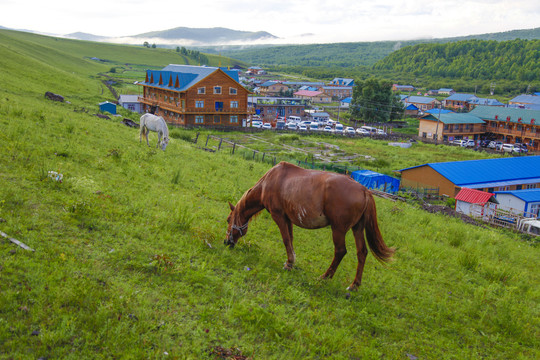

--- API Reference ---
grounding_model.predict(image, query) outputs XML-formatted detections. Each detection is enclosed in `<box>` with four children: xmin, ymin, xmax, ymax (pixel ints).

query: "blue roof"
<box><xmin>446</xmin><ymin>93</ymin><xmax>478</xmax><ymax>102</ymax></box>
<box><xmin>510</xmin><ymin>95</ymin><xmax>540</xmax><ymax>105</ymax></box>
<box><xmin>399</xmin><ymin>156</ymin><xmax>540</xmax><ymax>189</ymax></box>
<box><xmin>494</xmin><ymin>189</ymin><xmax>540</xmax><ymax>203</ymax></box>
<box><xmin>341</xmin><ymin>97</ymin><xmax>352</xmax><ymax>103</ymax></box>
<box><xmin>425</xmin><ymin>108</ymin><xmax>453</xmax><ymax>114</ymax></box>
<box><xmin>330</xmin><ymin>78</ymin><xmax>354</xmax><ymax>86</ymax></box>
<box><xmin>468</xmin><ymin>98</ymin><xmax>505</xmax><ymax>106</ymax></box>
<box><xmin>143</xmin><ymin>65</ymin><xmax>240</xmax><ymax>91</ymax></box>
<box><xmin>406</xmin><ymin>104</ymin><xmax>418</xmax><ymax>110</ymax></box>
<box><xmin>439</xmin><ymin>88</ymin><xmax>454</xmax><ymax>92</ymax></box>
<box><xmin>260</xmin><ymin>80</ymin><xmax>278</xmax><ymax>87</ymax></box>
<box><xmin>406</xmin><ymin>96</ymin><xmax>437</xmax><ymax>104</ymax></box>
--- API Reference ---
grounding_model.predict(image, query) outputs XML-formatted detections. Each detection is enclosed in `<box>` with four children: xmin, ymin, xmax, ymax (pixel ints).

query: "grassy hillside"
<box><xmin>0</xmin><ymin>30</ymin><xmax>539</xmax><ymax>359</ymax></box>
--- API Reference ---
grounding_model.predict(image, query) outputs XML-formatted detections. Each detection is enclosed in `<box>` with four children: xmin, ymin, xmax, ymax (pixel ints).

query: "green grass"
<box><xmin>0</xmin><ymin>29</ymin><xmax>539</xmax><ymax>359</ymax></box>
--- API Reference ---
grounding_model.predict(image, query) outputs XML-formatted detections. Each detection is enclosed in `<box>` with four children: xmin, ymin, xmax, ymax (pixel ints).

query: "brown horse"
<box><xmin>225</xmin><ymin>161</ymin><xmax>394</xmax><ymax>290</ymax></box>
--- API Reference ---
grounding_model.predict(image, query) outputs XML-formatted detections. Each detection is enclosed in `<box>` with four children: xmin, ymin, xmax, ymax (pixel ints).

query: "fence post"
<box><xmin>273</xmin><ymin>156</ymin><xmax>276</xmax><ymax>166</ymax></box>
<box><xmin>232</xmin><ymin>143</ymin><xmax>236</xmax><ymax>154</ymax></box>
<box><xmin>193</xmin><ymin>132</ymin><xmax>199</xmax><ymax>144</ymax></box>
<box><xmin>253</xmin><ymin>150</ymin><xmax>256</xmax><ymax>160</ymax></box>
<box><xmin>205</xmin><ymin>135</ymin><xmax>210</xmax><ymax>147</ymax></box>
<box><xmin>218</xmin><ymin>138</ymin><xmax>223</xmax><ymax>151</ymax></box>
<box><xmin>262</xmin><ymin>153</ymin><xmax>266</xmax><ymax>162</ymax></box>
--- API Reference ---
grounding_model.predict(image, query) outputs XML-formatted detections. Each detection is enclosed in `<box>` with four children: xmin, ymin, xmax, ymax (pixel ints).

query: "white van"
<box><xmin>361</xmin><ymin>126</ymin><xmax>377</xmax><ymax>134</ymax></box>
<box><xmin>288</xmin><ymin>116</ymin><xmax>302</xmax><ymax>123</ymax></box>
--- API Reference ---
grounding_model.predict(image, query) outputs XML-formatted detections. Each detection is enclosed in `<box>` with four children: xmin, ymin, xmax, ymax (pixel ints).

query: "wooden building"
<box><xmin>398</xmin><ymin>156</ymin><xmax>540</xmax><ymax>198</ymax></box>
<box><xmin>138</xmin><ymin>65</ymin><xmax>253</xmax><ymax>127</ymax></box>
<box><xmin>469</xmin><ymin>106</ymin><xmax>540</xmax><ymax>151</ymax></box>
<box><xmin>418</xmin><ymin>112</ymin><xmax>486</xmax><ymax>142</ymax></box>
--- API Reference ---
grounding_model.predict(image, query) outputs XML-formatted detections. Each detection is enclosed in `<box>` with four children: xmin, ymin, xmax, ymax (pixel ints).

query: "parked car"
<box><xmin>298</xmin><ymin>124</ymin><xmax>308</xmax><ymax>131</ymax></box>
<box><xmin>262</xmin><ymin>123</ymin><xmax>272</xmax><ymax>130</ymax></box>
<box><xmin>501</xmin><ymin>143</ymin><xmax>514</xmax><ymax>153</ymax></box>
<box><xmin>323</xmin><ymin>126</ymin><xmax>333</xmax><ymax>133</ymax></box>
<box><xmin>453</xmin><ymin>139</ymin><xmax>466</xmax><ymax>147</ymax></box>
<box><xmin>376</xmin><ymin>129</ymin><xmax>387</xmax><ymax>135</ymax></box>
<box><xmin>344</xmin><ymin>126</ymin><xmax>356</xmax><ymax>135</ymax></box>
<box><xmin>334</xmin><ymin>124</ymin><xmax>344</xmax><ymax>134</ymax></box>
<box><xmin>276</xmin><ymin>120</ymin><xmax>286</xmax><ymax>130</ymax></box>
<box><xmin>465</xmin><ymin>140</ymin><xmax>476</xmax><ymax>147</ymax></box>
<box><xmin>286</xmin><ymin>122</ymin><xmax>297</xmax><ymax>130</ymax></box>
<box><xmin>480</xmin><ymin>139</ymin><xmax>491</xmax><ymax>147</ymax></box>
<box><xmin>356</xmin><ymin>128</ymin><xmax>370</xmax><ymax>135</ymax></box>
<box><xmin>309</xmin><ymin>122</ymin><xmax>320</xmax><ymax>131</ymax></box>
<box><xmin>252</xmin><ymin>120</ymin><xmax>263</xmax><ymax>128</ymax></box>
<box><xmin>512</xmin><ymin>144</ymin><xmax>528</xmax><ymax>154</ymax></box>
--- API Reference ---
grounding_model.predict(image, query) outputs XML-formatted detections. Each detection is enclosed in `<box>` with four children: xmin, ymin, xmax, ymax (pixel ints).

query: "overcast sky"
<box><xmin>1</xmin><ymin>0</ymin><xmax>539</xmax><ymax>44</ymax></box>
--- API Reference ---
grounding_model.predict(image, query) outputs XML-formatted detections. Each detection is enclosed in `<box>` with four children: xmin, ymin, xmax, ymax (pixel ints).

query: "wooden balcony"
<box><xmin>138</xmin><ymin>97</ymin><xmax>255</xmax><ymax>115</ymax></box>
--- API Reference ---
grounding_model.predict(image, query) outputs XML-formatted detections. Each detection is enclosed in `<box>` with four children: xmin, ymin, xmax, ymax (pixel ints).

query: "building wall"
<box><xmin>400</xmin><ymin>166</ymin><xmax>459</xmax><ymax>197</ymax></box>
<box><xmin>418</xmin><ymin>119</ymin><xmax>440</xmax><ymax>140</ymax></box>
<box><xmin>494</xmin><ymin>194</ymin><xmax>526</xmax><ymax>214</ymax></box>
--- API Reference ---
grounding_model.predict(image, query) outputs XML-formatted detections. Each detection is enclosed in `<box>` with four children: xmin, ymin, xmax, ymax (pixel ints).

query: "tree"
<box><xmin>351</xmin><ymin>78</ymin><xmax>394</xmax><ymax>123</ymax></box>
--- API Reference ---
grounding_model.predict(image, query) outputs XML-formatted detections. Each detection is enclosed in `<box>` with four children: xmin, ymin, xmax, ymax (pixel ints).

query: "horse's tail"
<box><xmin>363</xmin><ymin>191</ymin><xmax>394</xmax><ymax>263</ymax></box>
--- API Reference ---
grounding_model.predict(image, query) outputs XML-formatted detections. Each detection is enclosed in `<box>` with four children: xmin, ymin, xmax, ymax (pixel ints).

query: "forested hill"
<box><xmin>373</xmin><ymin>39</ymin><xmax>540</xmax><ymax>82</ymax></box>
<box><xmin>220</xmin><ymin>27</ymin><xmax>540</xmax><ymax>68</ymax></box>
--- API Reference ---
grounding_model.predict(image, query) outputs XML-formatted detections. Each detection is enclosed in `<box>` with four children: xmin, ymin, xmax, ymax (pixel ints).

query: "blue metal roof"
<box><xmin>468</xmin><ymin>98</ymin><xmax>505</xmax><ymax>106</ymax></box>
<box><xmin>494</xmin><ymin>189</ymin><xmax>540</xmax><ymax>203</ymax></box>
<box><xmin>143</xmin><ymin>65</ymin><xmax>240</xmax><ymax>91</ymax></box>
<box><xmin>407</xmin><ymin>96</ymin><xmax>437</xmax><ymax>104</ymax></box>
<box><xmin>446</xmin><ymin>93</ymin><xmax>478</xmax><ymax>101</ymax></box>
<box><xmin>425</xmin><ymin>108</ymin><xmax>453</xmax><ymax>114</ymax></box>
<box><xmin>510</xmin><ymin>95</ymin><xmax>540</xmax><ymax>105</ymax></box>
<box><xmin>399</xmin><ymin>156</ymin><xmax>540</xmax><ymax>188</ymax></box>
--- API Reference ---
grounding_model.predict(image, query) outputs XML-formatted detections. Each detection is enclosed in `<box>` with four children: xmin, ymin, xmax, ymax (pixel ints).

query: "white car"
<box><xmin>262</xmin><ymin>123</ymin><xmax>272</xmax><ymax>130</ymax></box>
<box><xmin>323</xmin><ymin>126</ymin><xmax>333</xmax><ymax>133</ymax></box>
<box><xmin>252</xmin><ymin>120</ymin><xmax>263</xmax><ymax>128</ymax></box>
<box><xmin>376</xmin><ymin>129</ymin><xmax>387</xmax><ymax>135</ymax></box>
<box><xmin>453</xmin><ymin>139</ymin><xmax>466</xmax><ymax>147</ymax></box>
<box><xmin>334</xmin><ymin>124</ymin><xmax>344</xmax><ymax>134</ymax></box>
<box><xmin>501</xmin><ymin>143</ymin><xmax>514</xmax><ymax>153</ymax></box>
<box><xmin>356</xmin><ymin>128</ymin><xmax>370</xmax><ymax>135</ymax></box>
<box><xmin>344</xmin><ymin>126</ymin><xmax>355</xmax><ymax>135</ymax></box>
<box><xmin>286</xmin><ymin>122</ymin><xmax>297</xmax><ymax>130</ymax></box>
<box><xmin>298</xmin><ymin>124</ymin><xmax>308</xmax><ymax>131</ymax></box>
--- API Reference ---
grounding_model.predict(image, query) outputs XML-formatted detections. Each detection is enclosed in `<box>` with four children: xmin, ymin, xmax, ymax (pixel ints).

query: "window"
<box><xmin>213</xmin><ymin>115</ymin><xmax>221</xmax><ymax>124</ymax></box>
<box><xmin>230</xmin><ymin>115</ymin><xmax>238</xmax><ymax>123</ymax></box>
<box><xmin>196</xmin><ymin>100</ymin><xmax>204</xmax><ymax>108</ymax></box>
<box><xmin>198</xmin><ymin>87</ymin><xmax>205</xmax><ymax>94</ymax></box>
<box><xmin>214</xmin><ymin>86</ymin><xmax>222</xmax><ymax>94</ymax></box>
<box><xmin>195</xmin><ymin>116</ymin><xmax>204</xmax><ymax>124</ymax></box>
<box><xmin>229</xmin><ymin>87</ymin><xmax>237</xmax><ymax>95</ymax></box>
<box><xmin>531</xmin><ymin>203</ymin><xmax>540</xmax><ymax>217</ymax></box>
<box><xmin>230</xmin><ymin>101</ymin><xmax>238</xmax><ymax>108</ymax></box>
<box><xmin>498</xmin><ymin>186</ymin><xmax>510</xmax><ymax>191</ymax></box>
<box><xmin>525</xmin><ymin>184</ymin><xmax>537</xmax><ymax>189</ymax></box>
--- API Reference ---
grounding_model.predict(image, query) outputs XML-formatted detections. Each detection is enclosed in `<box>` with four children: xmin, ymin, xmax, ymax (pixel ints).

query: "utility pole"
<box><xmin>434</xmin><ymin>102</ymin><xmax>442</xmax><ymax>145</ymax></box>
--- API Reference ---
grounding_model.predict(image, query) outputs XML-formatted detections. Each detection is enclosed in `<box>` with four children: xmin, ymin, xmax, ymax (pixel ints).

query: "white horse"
<box><xmin>139</xmin><ymin>114</ymin><xmax>169</xmax><ymax>150</ymax></box>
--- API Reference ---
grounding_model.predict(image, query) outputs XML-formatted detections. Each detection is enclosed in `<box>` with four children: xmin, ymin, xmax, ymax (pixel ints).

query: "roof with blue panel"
<box><xmin>468</xmin><ymin>98</ymin><xmax>505</xmax><ymax>106</ymax></box>
<box><xmin>494</xmin><ymin>189</ymin><xmax>540</xmax><ymax>203</ymax></box>
<box><xmin>143</xmin><ymin>64</ymin><xmax>240</xmax><ymax>91</ymax></box>
<box><xmin>425</xmin><ymin>108</ymin><xmax>453</xmax><ymax>114</ymax></box>
<box><xmin>399</xmin><ymin>156</ymin><xmax>540</xmax><ymax>188</ymax></box>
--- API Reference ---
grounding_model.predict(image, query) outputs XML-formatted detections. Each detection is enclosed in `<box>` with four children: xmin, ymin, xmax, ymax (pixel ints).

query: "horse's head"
<box><xmin>160</xmin><ymin>136</ymin><xmax>169</xmax><ymax>151</ymax></box>
<box><xmin>224</xmin><ymin>202</ymin><xmax>249</xmax><ymax>248</ymax></box>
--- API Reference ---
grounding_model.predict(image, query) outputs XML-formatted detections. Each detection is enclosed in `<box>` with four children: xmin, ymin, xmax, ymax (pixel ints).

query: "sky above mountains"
<box><xmin>2</xmin><ymin>0</ymin><xmax>539</xmax><ymax>44</ymax></box>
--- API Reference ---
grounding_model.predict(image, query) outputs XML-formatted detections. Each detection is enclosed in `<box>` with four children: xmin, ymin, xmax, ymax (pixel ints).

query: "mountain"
<box><xmin>133</xmin><ymin>27</ymin><xmax>278</xmax><ymax>44</ymax></box>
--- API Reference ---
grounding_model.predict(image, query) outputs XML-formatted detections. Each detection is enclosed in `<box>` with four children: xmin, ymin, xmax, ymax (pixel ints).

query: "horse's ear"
<box><xmin>228</xmin><ymin>202</ymin><xmax>235</xmax><ymax>211</ymax></box>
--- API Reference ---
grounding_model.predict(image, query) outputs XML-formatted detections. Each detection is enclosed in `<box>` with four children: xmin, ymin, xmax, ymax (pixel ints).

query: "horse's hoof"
<box><xmin>283</xmin><ymin>262</ymin><xmax>294</xmax><ymax>271</ymax></box>
<box><xmin>346</xmin><ymin>284</ymin><xmax>359</xmax><ymax>291</ymax></box>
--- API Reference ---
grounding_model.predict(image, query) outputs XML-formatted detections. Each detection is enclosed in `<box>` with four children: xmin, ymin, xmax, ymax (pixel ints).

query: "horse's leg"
<box><xmin>320</xmin><ymin>227</ymin><xmax>347</xmax><ymax>280</ymax></box>
<box><xmin>270</xmin><ymin>213</ymin><xmax>295</xmax><ymax>270</ymax></box>
<box><xmin>347</xmin><ymin>223</ymin><xmax>368</xmax><ymax>291</ymax></box>
<box><xmin>156</xmin><ymin>130</ymin><xmax>162</xmax><ymax>148</ymax></box>
<box><xmin>145</xmin><ymin>127</ymin><xmax>150</xmax><ymax>146</ymax></box>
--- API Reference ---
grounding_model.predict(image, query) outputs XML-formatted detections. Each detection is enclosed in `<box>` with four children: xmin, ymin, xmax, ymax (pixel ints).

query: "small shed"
<box><xmin>99</xmin><ymin>101</ymin><xmax>117</xmax><ymax>115</ymax></box>
<box><xmin>494</xmin><ymin>189</ymin><xmax>540</xmax><ymax>217</ymax></box>
<box><xmin>455</xmin><ymin>188</ymin><xmax>498</xmax><ymax>220</ymax></box>
<box><xmin>351</xmin><ymin>170</ymin><xmax>401</xmax><ymax>194</ymax></box>
<box><xmin>118</xmin><ymin>95</ymin><xmax>142</xmax><ymax>113</ymax></box>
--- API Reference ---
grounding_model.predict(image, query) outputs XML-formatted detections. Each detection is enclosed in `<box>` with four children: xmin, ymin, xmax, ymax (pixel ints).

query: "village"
<box><xmin>103</xmin><ymin>63</ymin><xmax>540</xmax><ymax>237</ymax></box>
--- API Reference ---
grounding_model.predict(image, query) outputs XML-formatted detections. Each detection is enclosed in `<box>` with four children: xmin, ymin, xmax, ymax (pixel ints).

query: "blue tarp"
<box><xmin>351</xmin><ymin>170</ymin><xmax>401</xmax><ymax>194</ymax></box>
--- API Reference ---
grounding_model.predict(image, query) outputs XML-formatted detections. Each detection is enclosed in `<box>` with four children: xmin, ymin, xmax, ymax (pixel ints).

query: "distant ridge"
<box><xmin>133</xmin><ymin>27</ymin><xmax>278</xmax><ymax>44</ymax></box>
